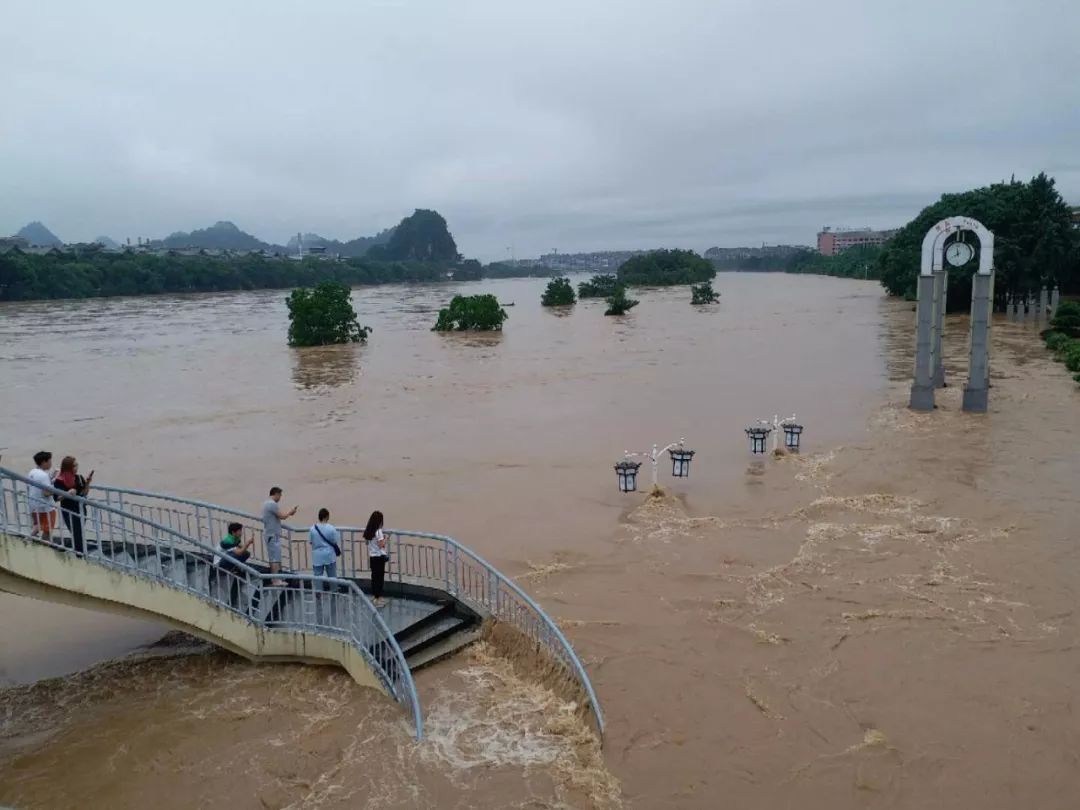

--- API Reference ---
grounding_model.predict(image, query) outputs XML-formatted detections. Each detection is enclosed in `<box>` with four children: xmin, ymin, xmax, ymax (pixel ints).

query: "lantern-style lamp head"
<box><xmin>782</xmin><ymin>423</ymin><xmax>804</xmax><ymax>451</ymax></box>
<box><xmin>745</xmin><ymin>426</ymin><xmax>771</xmax><ymax>455</ymax></box>
<box><xmin>614</xmin><ymin>460</ymin><xmax>642</xmax><ymax>493</ymax></box>
<box><xmin>669</xmin><ymin>447</ymin><xmax>695</xmax><ymax>478</ymax></box>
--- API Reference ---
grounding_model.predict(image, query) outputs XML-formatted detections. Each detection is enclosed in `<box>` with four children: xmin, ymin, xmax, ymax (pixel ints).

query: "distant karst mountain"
<box><xmin>368</xmin><ymin>209</ymin><xmax>459</xmax><ymax>262</ymax></box>
<box><xmin>284</xmin><ymin>227</ymin><xmax>396</xmax><ymax>258</ymax></box>
<box><xmin>17</xmin><ymin>221</ymin><xmax>63</xmax><ymax>247</ymax></box>
<box><xmin>158</xmin><ymin>221</ymin><xmax>269</xmax><ymax>251</ymax></box>
<box><xmin>95</xmin><ymin>235</ymin><xmax>120</xmax><ymax>249</ymax></box>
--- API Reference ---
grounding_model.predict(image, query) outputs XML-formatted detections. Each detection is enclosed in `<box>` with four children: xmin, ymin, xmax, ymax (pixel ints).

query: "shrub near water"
<box><xmin>691</xmin><ymin>281</ymin><xmax>719</xmax><ymax>304</ymax></box>
<box><xmin>577</xmin><ymin>274</ymin><xmax>618</xmax><ymax>299</ymax></box>
<box><xmin>433</xmin><ymin>294</ymin><xmax>508</xmax><ymax>331</ymax></box>
<box><xmin>1042</xmin><ymin>301</ymin><xmax>1080</xmax><ymax>385</ymax></box>
<box><xmin>604</xmin><ymin>284</ymin><xmax>639</xmax><ymax>316</ymax></box>
<box><xmin>286</xmin><ymin>281</ymin><xmax>369</xmax><ymax>346</ymax></box>
<box><xmin>541</xmin><ymin>277</ymin><xmax>576</xmax><ymax>307</ymax></box>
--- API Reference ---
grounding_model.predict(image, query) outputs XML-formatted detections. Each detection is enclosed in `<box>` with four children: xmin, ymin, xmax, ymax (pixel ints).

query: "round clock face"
<box><xmin>945</xmin><ymin>242</ymin><xmax>974</xmax><ymax>267</ymax></box>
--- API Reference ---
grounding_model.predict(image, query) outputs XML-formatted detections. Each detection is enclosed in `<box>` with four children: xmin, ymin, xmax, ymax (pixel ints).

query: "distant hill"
<box><xmin>17</xmin><ymin>221</ymin><xmax>62</xmax><ymax>247</ymax></box>
<box><xmin>95</xmin><ymin>235</ymin><xmax>120</xmax><ymax>249</ymax></box>
<box><xmin>284</xmin><ymin>227</ymin><xmax>395</xmax><ymax>258</ymax></box>
<box><xmin>157</xmin><ymin>221</ymin><xmax>269</xmax><ymax>251</ymax></box>
<box><xmin>368</xmin><ymin>209</ymin><xmax>458</xmax><ymax>262</ymax></box>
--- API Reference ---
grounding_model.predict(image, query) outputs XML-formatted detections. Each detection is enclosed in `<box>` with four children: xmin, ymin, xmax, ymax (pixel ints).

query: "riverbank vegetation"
<box><xmin>691</xmin><ymin>281</ymin><xmax>720</xmax><ymax>304</ymax></box>
<box><xmin>1043</xmin><ymin>301</ymin><xmax>1080</xmax><ymax>384</ymax></box>
<box><xmin>433</xmin><ymin>294</ymin><xmax>508</xmax><ymax>331</ymax></box>
<box><xmin>541</xmin><ymin>277</ymin><xmax>576</xmax><ymax>306</ymax></box>
<box><xmin>287</xmin><ymin>281</ymin><xmax>369</xmax><ymax>346</ymax></box>
<box><xmin>617</xmin><ymin>249</ymin><xmax>714</xmax><ymax>286</ymax></box>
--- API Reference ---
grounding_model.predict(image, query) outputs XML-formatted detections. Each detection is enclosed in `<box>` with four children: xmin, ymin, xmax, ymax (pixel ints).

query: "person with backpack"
<box><xmin>308</xmin><ymin>508</ymin><xmax>342</xmax><ymax>626</ymax></box>
<box><xmin>308</xmin><ymin>508</ymin><xmax>342</xmax><ymax>579</ymax></box>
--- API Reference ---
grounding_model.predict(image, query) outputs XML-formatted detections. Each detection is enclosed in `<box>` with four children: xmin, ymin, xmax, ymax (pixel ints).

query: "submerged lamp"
<box><xmin>668</xmin><ymin>447</ymin><xmax>695</xmax><ymax>478</ymax></box>
<box><xmin>782</xmin><ymin>423</ymin><xmax>804</xmax><ymax>451</ymax></box>
<box><xmin>614</xmin><ymin>460</ymin><xmax>642</xmax><ymax>493</ymax></box>
<box><xmin>745</xmin><ymin>426</ymin><xmax>771</xmax><ymax>455</ymax></box>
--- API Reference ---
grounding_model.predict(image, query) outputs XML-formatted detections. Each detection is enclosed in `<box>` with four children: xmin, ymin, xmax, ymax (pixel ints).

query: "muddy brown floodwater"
<box><xmin>1</xmin><ymin>274</ymin><xmax>1077</xmax><ymax>809</ymax></box>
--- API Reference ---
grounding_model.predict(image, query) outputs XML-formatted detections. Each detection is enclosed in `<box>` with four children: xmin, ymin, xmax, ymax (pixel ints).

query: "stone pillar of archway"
<box><xmin>910</xmin><ymin>271</ymin><xmax>938</xmax><ymax>411</ymax></box>
<box><xmin>932</xmin><ymin>270</ymin><xmax>948</xmax><ymax>388</ymax></box>
<box><xmin>962</xmin><ymin>271</ymin><xmax>994</xmax><ymax>412</ymax></box>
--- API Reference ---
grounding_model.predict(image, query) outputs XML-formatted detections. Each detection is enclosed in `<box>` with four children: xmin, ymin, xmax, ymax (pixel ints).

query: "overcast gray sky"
<box><xmin>2</xmin><ymin>1</ymin><xmax>1078</xmax><ymax>260</ymax></box>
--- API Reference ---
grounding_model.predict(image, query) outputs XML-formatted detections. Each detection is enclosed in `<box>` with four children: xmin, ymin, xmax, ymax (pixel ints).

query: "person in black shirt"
<box><xmin>53</xmin><ymin>456</ymin><xmax>93</xmax><ymax>555</ymax></box>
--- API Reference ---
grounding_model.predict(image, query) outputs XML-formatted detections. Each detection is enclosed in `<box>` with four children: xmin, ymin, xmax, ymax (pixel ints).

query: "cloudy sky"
<box><xmin>2</xmin><ymin>1</ymin><xmax>1078</xmax><ymax>259</ymax></box>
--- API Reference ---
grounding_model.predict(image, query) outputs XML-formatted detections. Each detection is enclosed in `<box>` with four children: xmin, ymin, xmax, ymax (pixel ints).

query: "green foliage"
<box><xmin>1050</xmin><ymin>300</ymin><xmax>1080</xmax><ymax>337</ymax></box>
<box><xmin>691</xmin><ymin>280</ymin><xmax>720</xmax><ymax>304</ymax></box>
<box><xmin>455</xmin><ymin>259</ymin><xmax>483</xmax><ymax>281</ymax></box>
<box><xmin>375</xmin><ymin>209</ymin><xmax>459</xmax><ymax>262</ymax></box>
<box><xmin>877</xmin><ymin>173</ymin><xmax>1080</xmax><ymax>310</ymax></box>
<box><xmin>1044</xmin><ymin>331</ymin><xmax>1072</xmax><ymax>354</ymax></box>
<box><xmin>578</xmin><ymin>274</ymin><xmax>619</xmax><ymax>298</ymax></box>
<box><xmin>0</xmin><ymin>251</ymin><xmax>462</xmax><ymax>302</ymax></box>
<box><xmin>1063</xmin><ymin>341</ymin><xmax>1080</xmax><ymax>374</ymax></box>
<box><xmin>286</xmin><ymin>281</ymin><xmax>368</xmax><ymax>347</ymax></box>
<box><xmin>617</xmin><ymin>249</ymin><xmax>714</xmax><ymax>286</ymax></box>
<box><xmin>433</xmin><ymin>294</ymin><xmax>508</xmax><ymax>331</ymax></box>
<box><xmin>604</xmin><ymin>284</ymin><xmax>639</xmax><ymax>316</ymax></box>
<box><xmin>541</xmin><ymin>276</ymin><xmax>576</xmax><ymax>306</ymax></box>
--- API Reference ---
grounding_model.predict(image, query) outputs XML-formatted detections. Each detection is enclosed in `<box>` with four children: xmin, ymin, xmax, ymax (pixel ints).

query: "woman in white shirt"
<box><xmin>363</xmin><ymin>510</ymin><xmax>391</xmax><ymax>607</ymax></box>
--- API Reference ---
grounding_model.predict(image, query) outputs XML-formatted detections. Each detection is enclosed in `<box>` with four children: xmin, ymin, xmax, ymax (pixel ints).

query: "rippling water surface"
<box><xmin>1</xmin><ymin>275</ymin><xmax>1077</xmax><ymax>808</ymax></box>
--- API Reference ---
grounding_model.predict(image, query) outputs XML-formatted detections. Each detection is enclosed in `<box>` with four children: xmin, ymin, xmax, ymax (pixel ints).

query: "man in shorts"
<box><xmin>27</xmin><ymin>451</ymin><xmax>57</xmax><ymax>543</ymax></box>
<box><xmin>263</xmin><ymin>486</ymin><xmax>298</xmax><ymax>584</ymax></box>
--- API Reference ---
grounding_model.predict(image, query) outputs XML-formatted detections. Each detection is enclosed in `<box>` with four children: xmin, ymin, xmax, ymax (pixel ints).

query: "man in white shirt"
<box><xmin>27</xmin><ymin>450</ymin><xmax>56</xmax><ymax>542</ymax></box>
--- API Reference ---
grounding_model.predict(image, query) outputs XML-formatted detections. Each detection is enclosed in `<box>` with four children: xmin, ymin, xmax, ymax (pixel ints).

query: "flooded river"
<box><xmin>1</xmin><ymin>274</ymin><xmax>1077</xmax><ymax>808</ymax></box>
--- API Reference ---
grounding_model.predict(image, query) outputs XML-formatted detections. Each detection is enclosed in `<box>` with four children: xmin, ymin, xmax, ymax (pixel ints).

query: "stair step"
<box><xmin>405</xmin><ymin>627</ymin><xmax>482</xmax><ymax>671</ymax></box>
<box><xmin>400</xmin><ymin>613</ymin><xmax>474</xmax><ymax>659</ymax></box>
<box><xmin>392</xmin><ymin>602</ymin><xmax>454</xmax><ymax>642</ymax></box>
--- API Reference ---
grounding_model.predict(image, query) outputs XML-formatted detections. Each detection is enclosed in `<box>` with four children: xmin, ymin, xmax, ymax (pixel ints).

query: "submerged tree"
<box><xmin>604</xmin><ymin>284</ymin><xmax>639</xmax><ymax>316</ymax></box>
<box><xmin>287</xmin><ymin>281</ymin><xmax>369</xmax><ymax>346</ymax></box>
<box><xmin>578</xmin><ymin>274</ymin><xmax>619</xmax><ymax>298</ymax></box>
<box><xmin>541</xmin><ymin>276</ymin><xmax>576</xmax><ymax>306</ymax></box>
<box><xmin>691</xmin><ymin>281</ymin><xmax>720</xmax><ymax>304</ymax></box>
<box><xmin>433</xmin><ymin>294</ymin><xmax>508</xmax><ymax>331</ymax></box>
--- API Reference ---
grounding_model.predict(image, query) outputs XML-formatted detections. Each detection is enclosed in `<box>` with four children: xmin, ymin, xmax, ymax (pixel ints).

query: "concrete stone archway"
<box><xmin>909</xmin><ymin>216</ymin><xmax>995</xmax><ymax>413</ymax></box>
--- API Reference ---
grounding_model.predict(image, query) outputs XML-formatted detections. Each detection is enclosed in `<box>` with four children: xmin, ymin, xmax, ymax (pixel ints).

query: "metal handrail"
<box><xmin>0</xmin><ymin>467</ymin><xmax>423</xmax><ymax>738</ymax></box>
<box><xmin>92</xmin><ymin>482</ymin><xmax>606</xmax><ymax>736</ymax></box>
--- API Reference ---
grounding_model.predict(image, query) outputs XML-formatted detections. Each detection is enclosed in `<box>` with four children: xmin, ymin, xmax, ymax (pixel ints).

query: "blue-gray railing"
<box><xmin>0</xmin><ymin>467</ymin><xmax>423</xmax><ymax>738</ymax></box>
<box><xmin>92</xmin><ymin>482</ymin><xmax>606</xmax><ymax>736</ymax></box>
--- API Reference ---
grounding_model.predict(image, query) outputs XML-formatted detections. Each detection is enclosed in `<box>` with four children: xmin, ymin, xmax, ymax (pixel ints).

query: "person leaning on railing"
<box><xmin>52</xmin><ymin>456</ymin><xmax>93</xmax><ymax>555</ymax></box>
<box><xmin>216</xmin><ymin>521</ymin><xmax>256</xmax><ymax>609</ymax></box>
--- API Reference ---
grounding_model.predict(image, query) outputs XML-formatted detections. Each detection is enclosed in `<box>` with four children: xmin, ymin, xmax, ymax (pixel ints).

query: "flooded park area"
<box><xmin>1</xmin><ymin>274</ymin><xmax>1078</xmax><ymax>808</ymax></box>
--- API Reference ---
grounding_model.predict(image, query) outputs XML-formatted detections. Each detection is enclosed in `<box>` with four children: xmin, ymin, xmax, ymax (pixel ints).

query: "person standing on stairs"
<box><xmin>262</xmin><ymin>486</ymin><xmax>298</xmax><ymax>586</ymax></box>
<box><xmin>364</xmin><ymin>510</ymin><xmax>391</xmax><ymax>607</ymax></box>
<box><xmin>308</xmin><ymin>508</ymin><xmax>342</xmax><ymax>626</ymax></box>
<box><xmin>27</xmin><ymin>451</ymin><xmax>57</xmax><ymax>543</ymax></box>
<box><xmin>53</xmin><ymin>456</ymin><xmax>93</xmax><ymax>555</ymax></box>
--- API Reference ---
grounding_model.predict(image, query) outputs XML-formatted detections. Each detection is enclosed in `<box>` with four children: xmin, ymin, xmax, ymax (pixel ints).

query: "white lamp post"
<box><xmin>616</xmin><ymin>438</ymin><xmax>695</xmax><ymax>492</ymax></box>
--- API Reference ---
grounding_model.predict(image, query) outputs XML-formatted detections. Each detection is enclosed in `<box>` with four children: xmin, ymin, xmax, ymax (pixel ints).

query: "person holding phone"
<box><xmin>363</xmin><ymin>510</ymin><xmax>391</xmax><ymax>607</ymax></box>
<box><xmin>262</xmin><ymin>486</ymin><xmax>299</xmax><ymax>585</ymax></box>
<box><xmin>53</xmin><ymin>456</ymin><xmax>93</xmax><ymax>555</ymax></box>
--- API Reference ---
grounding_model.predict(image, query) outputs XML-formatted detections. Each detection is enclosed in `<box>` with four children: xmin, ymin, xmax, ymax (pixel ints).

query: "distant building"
<box><xmin>538</xmin><ymin>250</ymin><xmax>647</xmax><ymax>272</ymax></box>
<box><xmin>704</xmin><ymin>244</ymin><xmax>808</xmax><ymax>261</ymax></box>
<box><xmin>817</xmin><ymin>227</ymin><xmax>898</xmax><ymax>256</ymax></box>
<box><xmin>1071</xmin><ymin>207</ymin><xmax>1080</xmax><ymax>228</ymax></box>
<box><xmin>0</xmin><ymin>236</ymin><xmax>30</xmax><ymax>249</ymax></box>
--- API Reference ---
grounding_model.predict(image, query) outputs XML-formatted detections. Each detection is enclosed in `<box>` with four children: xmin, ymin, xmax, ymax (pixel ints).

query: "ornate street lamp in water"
<box><xmin>614</xmin><ymin>460</ymin><xmax>642</xmax><ymax>492</ymax></box>
<box><xmin>616</xmin><ymin>438</ymin><xmax>695</xmax><ymax>493</ymax></box>
<box><xmin>747</xmin><ymin>414</ymin><xmax>802</xmax><ymax>455</ymax></box>
<box><xmin>745</xmin><ymin>426</ymin><xmax>771</xmax><ymax>455</ymax></box>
